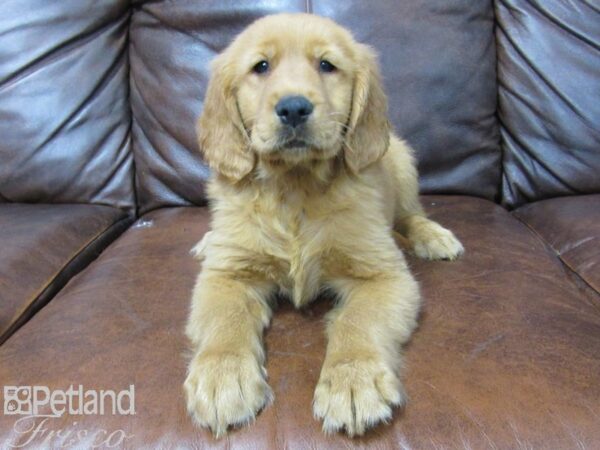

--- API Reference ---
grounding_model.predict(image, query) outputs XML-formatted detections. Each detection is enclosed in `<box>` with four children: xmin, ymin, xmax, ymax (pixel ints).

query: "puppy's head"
<box><xmin>198</xmin><ymin>13</ymin><xmax>389</xmax><ymax>181</ymax></box>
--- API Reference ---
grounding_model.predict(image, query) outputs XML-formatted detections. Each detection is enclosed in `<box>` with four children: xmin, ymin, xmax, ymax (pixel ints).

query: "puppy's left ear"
<box><xmin>344</xmin><ymin>44</ymin><xmax>390</xmax><ymax>174</ymax></box>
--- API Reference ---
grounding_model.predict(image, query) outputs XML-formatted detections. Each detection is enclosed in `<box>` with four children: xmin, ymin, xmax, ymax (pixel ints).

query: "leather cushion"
<box><xmin>130</xmin><ymin>1</ymin><xmax>500</xmax><ymax>213</ymax></box>
<box><xmin>0</xmin><ymin>0</ymin><xmax>135</xmax><ymax>210</ymax></box>
<box><xmin>0</xmin><ymin>204</ymin><xmax>131</xmax><ymax>344</ymax></box>
<box><xmin>0</xmin><ymin>197</ymin><xmax>598</xmax><ymax>448</ymax></box>
<box><xmin>513</xmin><ymin>194</ymin><xmax>600</xmax><ymax>294</ymax></box>
<box><xmin>496</xmin><ymin>0</ymin><xmax>600</xmax><ymax>207</ymax></box>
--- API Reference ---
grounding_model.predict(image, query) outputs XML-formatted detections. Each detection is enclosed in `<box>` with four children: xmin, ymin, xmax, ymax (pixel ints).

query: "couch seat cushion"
<box><xmin>0</xmin><ymin>204</ymin><xmax>131</xmax><ymax>344</ymax></box>
<box><xmin>514</xmin><ymin>194</ymin><xmax>600</xmax><ymax>293</ymax></box>
<box><xmin>0</xmin><ymin>197</ymin><xmax>598</xmax><ymax>448</ymax></box>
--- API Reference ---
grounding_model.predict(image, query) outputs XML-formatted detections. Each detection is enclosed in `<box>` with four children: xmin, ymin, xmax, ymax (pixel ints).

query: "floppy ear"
<box><xmin>197</xmin><ymin>54</ymin><xmax>255</xmax><ymax>181</ymax></box>
<box><xmin>344</xmin><ymin>44</ymin><xmax>390</xmax><ymax>174</ymax></box>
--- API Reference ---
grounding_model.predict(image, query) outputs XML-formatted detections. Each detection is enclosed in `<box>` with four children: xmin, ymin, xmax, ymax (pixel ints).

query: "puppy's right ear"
<box><xmin>197</xmin><ymin>55</ymin><xmax>255</xmax><ymax>181</ymax></box>
<box><xmin>344</xmin><ymin>44</ymin><xmax>390</xmax><ymax>174</ymax></box>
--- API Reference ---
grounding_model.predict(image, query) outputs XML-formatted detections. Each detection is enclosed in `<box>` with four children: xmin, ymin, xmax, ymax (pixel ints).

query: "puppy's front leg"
<box><xmin>314</xmin><ymin>270</ymin><xmax>420</xmax><ymax>436</ymax></box>
<box><xmin>184</xmin><ymin>270</ymin><xmax>274</xmax><ymax>437</ymax></box>
<box><xmin>386</xmin><ymin>138</ymin><xmax>464</xmax><ymax>260</ymax></box>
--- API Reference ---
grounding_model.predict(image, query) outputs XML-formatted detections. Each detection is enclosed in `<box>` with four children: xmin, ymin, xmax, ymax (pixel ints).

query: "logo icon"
<box><xmin>4</xmin><ymin>386</ymin><xmax>32</xmax><ymax>415</ymax></box>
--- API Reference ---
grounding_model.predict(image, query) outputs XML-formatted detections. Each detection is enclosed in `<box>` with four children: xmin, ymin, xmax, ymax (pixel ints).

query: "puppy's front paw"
<box><xmin>409</xmin><ymin>220</ymin><xmax>464</xmax><ymax>260</ymax></box>
<box><xmin>313</xmin><ymin>358</ymin><xmax>405</xmax><ymax>436</ymax></box>
<box><xmin>184</xmin><ymin>352</ymin><xmax>273</xmax><ymax>437</ymax></box>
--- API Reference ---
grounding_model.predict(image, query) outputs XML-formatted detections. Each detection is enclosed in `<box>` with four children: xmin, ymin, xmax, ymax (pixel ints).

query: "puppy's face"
<box><xmin>238</xmin><ymin>23</ymin><xmax>352</xmax><ymax>164</ymax></box>
<box><xmin>199</xmin><ymin>14</ymin><xmax>390</xmax><ymax>181</ymax></box>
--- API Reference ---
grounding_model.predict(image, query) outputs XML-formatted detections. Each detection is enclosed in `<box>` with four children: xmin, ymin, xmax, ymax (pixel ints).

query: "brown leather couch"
<box><xmin>1</xmin><ymin>1</ymin><xmax>599</xmax><ymax>448</ymax></box>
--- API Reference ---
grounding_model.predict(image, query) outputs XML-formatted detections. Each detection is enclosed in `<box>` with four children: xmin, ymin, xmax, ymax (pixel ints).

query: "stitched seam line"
<box><xmin>512</xmin><ymin>213</ymin><xmax>600</xmax><ymax>297</ymax></box>
<box><xmin>0</xmin><ymin>214</ymin><xmax>133</xmax><ymax>345</ymax></box>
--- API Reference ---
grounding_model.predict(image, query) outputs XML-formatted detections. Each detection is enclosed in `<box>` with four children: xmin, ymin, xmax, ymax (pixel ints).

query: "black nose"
<box><xmin>275</xmin><ymin>96</ymin><xmax>314</xmax><ymax>127</ymax></box>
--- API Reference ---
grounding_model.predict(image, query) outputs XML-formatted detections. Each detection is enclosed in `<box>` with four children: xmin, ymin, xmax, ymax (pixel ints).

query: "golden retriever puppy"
<box><xmin>184</xmin><ymin>13</ymin><xmax>463</xmax><ymax>438</ymax></box>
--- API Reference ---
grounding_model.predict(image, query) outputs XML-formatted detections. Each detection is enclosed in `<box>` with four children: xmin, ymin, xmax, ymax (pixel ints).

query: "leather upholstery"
<box><xmin>496</xmin><ymin>0</ymin><xmax>600</xmax><ymax>208</ymax></box>
<box><xmin>130</xmin><ymin>1</ymin><xmax>500</xmax><ymax>213</ymax></box>
<box><xmin>0</xmin><ymin>1</ymin><xmax>599</xmax><ymax>447</ymax></box>
<box><xmin>0</xmin><ymin>0</ymin><xmax>135</xmax><ymax>210</ymax></box>
<box><xmin>514</xmin><ymin>194</ymin><xmax>600</xmax><ymax>294</ymax></box>
<box><xmin>1</xmin><ymin>198</ymin><xmax>598</xmax><ymax>448</ymax></box>
<box><xmin>0</xmin><ymin>204</ymin><xmax>131</xmax><ymax>344</ymax></box>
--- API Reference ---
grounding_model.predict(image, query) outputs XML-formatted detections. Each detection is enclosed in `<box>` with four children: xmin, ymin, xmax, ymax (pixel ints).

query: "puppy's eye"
<box><xmin>252</xmin><ymin>60</ymin><xmax>269</xmax><ymax>74</ymax></box>
<box><xmin>319</xmin><ymin>60</ymin><xmax>336</xmax><ymax>73</ymax></box>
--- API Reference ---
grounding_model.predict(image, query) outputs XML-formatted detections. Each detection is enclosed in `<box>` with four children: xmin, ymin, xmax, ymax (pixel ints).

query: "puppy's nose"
<box><xmin>275</xmin><ymin>96</ymin><xmax>314</xmax><ymax>127</ymax></box>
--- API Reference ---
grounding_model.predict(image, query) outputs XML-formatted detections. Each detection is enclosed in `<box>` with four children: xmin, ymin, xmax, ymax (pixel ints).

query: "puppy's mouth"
<box><xmin>253</xmin><ymin>122</ymin><xmax>341</xmax><ymax>159</ymax></box>
<box><xmin>282</xmin><ymin>138</ymin><xmax>309</xmax><ymax>149</ymax></box>
<box><xmin>276</xmin><ymin>126</ymin><xmax>312</xmax><ymax>151</ymax></box>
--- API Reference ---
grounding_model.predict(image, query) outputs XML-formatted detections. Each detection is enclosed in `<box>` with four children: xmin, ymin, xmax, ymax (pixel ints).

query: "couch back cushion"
<box><xmin>496</xmin><ymin>0</ymin><xmax>600</xmax><ymax>208</ymax></box>
<box><xmin>130</xmin><ymin>1</ymin><xmax>500</xmax><ymax>213</ymax></box>
<box><xmin>0</xmin><ymin>0</ymin><xmax>135</xmax><ymax>210</ymax></box>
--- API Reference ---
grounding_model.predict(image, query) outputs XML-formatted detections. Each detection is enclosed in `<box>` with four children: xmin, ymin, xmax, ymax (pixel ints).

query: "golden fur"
<box><xmin>184</xmin><ymin>13</ymin><xmax>464</xmax><ymax>438</ymax></box>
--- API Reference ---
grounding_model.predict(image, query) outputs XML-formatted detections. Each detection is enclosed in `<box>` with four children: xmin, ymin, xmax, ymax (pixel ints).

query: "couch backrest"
<box><xmin>129</xmin><ymin>0</ymin><xmax>501</xmax><ymax>214</ymax></box>
<box><xmin>0</xmin><ymin>0</ymin><xmax>135</xmax><ymax>211</ymax></box>
<box><xmin>7</xmin><ymin>2</ymin><xmax>594</xmax><ymax>213</ymax></box>
<box><xmin>496</xmin><ymin>0</ymin><xmax>600</xmax><ymax>208</ymax></box>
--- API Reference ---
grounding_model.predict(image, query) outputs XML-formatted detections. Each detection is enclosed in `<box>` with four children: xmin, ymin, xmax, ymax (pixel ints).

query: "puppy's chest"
<box><xmin>252</xmin><ymin>191</ymin><xmax>331</xmax><ymax>306</ymax></box>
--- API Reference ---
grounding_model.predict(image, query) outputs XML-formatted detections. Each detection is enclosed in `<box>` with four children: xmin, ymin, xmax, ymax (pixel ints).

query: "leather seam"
<box><xmin>0</xmin><ymin>214</ymin><xmax>134</xmax><ymax>345</ymax></box>
<box><xmin>492</xmin><ymin>0</ymin><xmax>505</xmax><ymax>206</ymax></box>
<box><xmin>512</xmin><ymin>213</ymin><xmax>600</xmax><ymax>297</ymax></box>
<box><xmin>305</xmin><ymin>0</ymin><xmax>313</xmax><ymax>14</ymax></box>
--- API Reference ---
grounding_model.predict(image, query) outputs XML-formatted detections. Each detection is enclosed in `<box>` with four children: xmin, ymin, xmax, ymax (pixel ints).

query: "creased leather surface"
<box><xmin>130</xmin><ymin>1</ymin><xmax>500</xmax><ymax>213</ymax></box>
<box><xmin>0</xmin><ymin>0</ymin><xmax>135</xmax><ymax>210</ymax></box>
<box><xmin>0</xmin><ymin>197</ymin><xmax>598</xmax><ymax>448</ymax></box>
<box><xmin>0</xmin><ymin>204</ymin><xmax>131</xmax><ymax>344</ymax></box>
<box><xmin>496</xmin><ymin>0</ymin><xmax>600</xmax><ymax>208</ymax></box>
<box><xmin>514</xmin><ymin>194</ymin><xmax>600</xmax><ymax>294</ymax></box>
